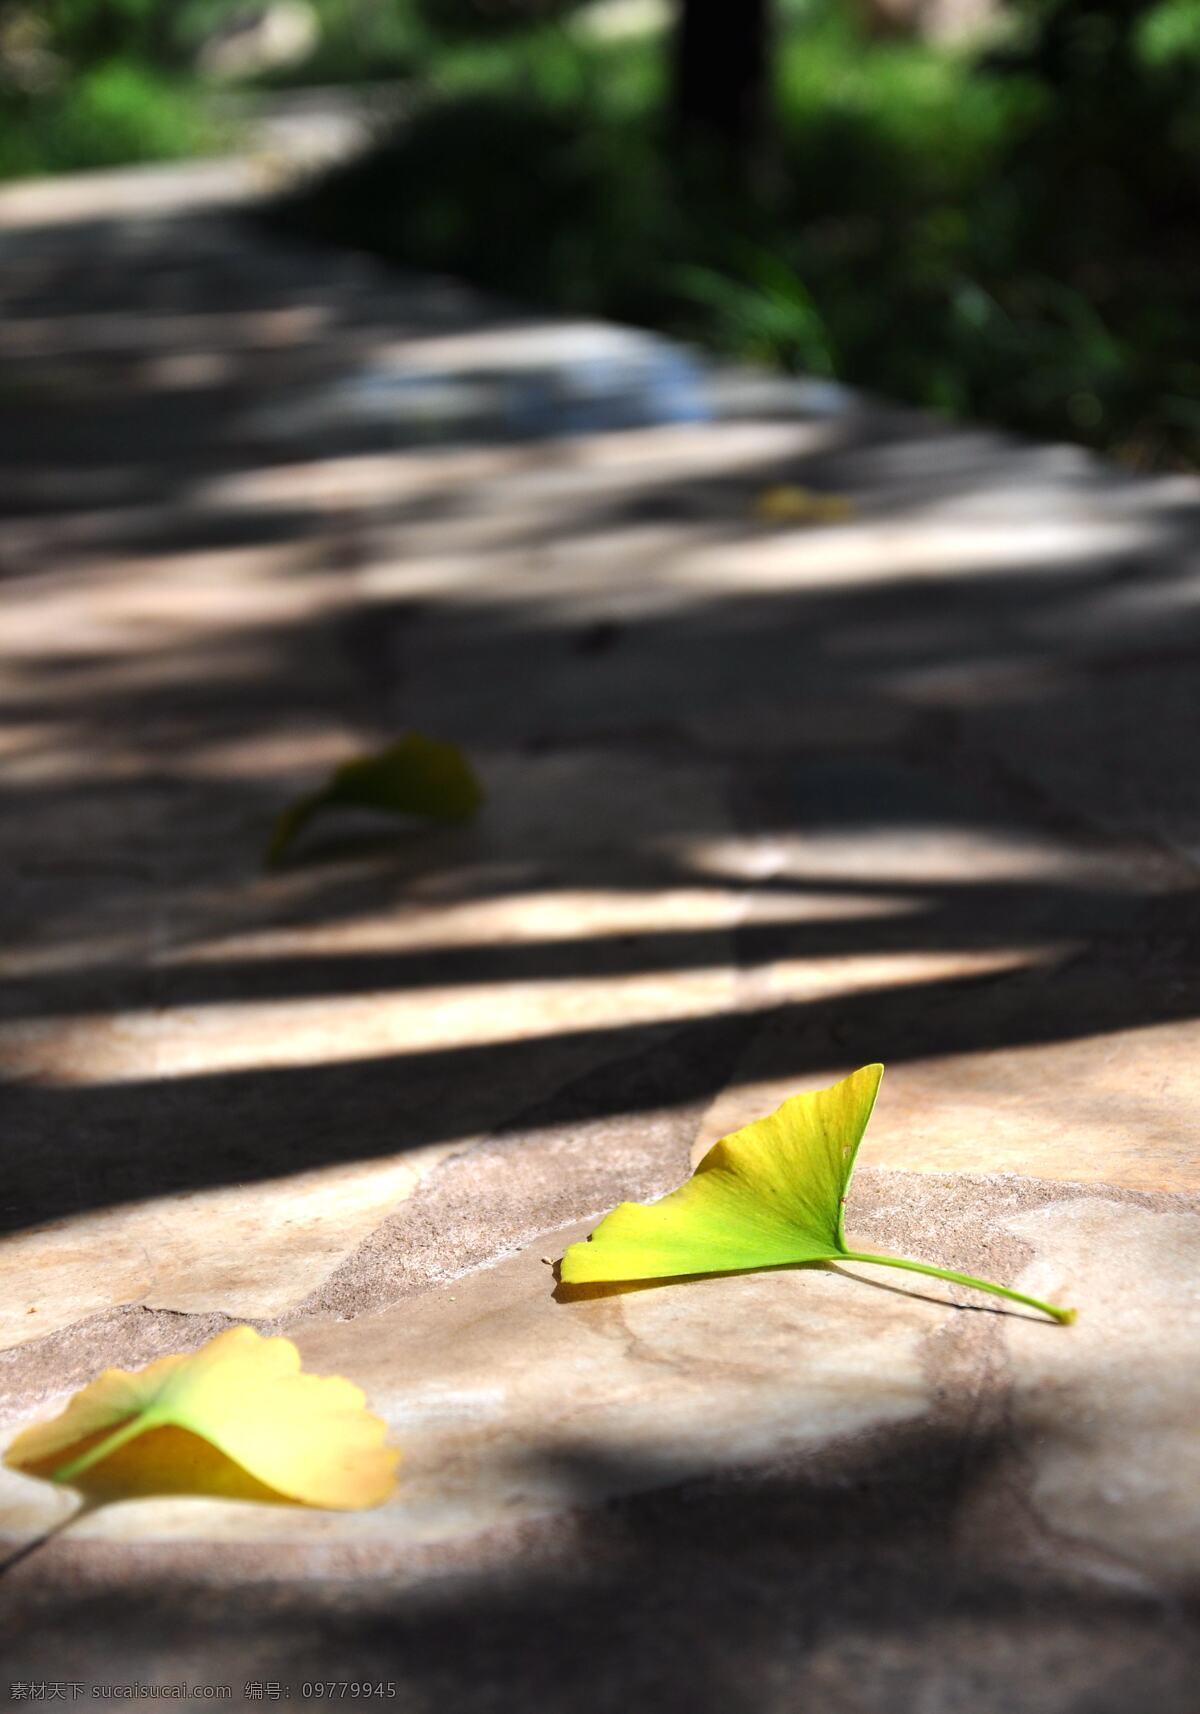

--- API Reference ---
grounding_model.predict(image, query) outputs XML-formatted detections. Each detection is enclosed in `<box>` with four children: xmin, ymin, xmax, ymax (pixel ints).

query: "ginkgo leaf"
<box><xmin>754</xmin><ymin>485</ymin><xmax>855</xmax><ymax>524</ymax></box>
<box><xmin>267</xmin><ymin>733</ymin><xmax>482</xmax><ymax>866</ymax></box>
<box><xmin>560</xmin><ymin>1064</ymin><xmax>1075</xmax><ymax>1323</ymax></box>
<box><xmin>3</xmin><ymin>1326</ymin><xmax>399</xmax><ymax>1509</ymax></box>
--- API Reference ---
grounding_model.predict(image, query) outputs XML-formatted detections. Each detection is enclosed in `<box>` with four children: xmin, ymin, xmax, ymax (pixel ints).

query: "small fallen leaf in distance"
<box><xmin>560</xmin><ymin>1064</ymin><xmax>1075</xmax><ymax>1323</ymax></box>
<box><xmin>754</xmin><ymin>485</ymin><xmax>855</xmax><ymax>524</ymax></box>
<box><xmin>4</xmin><ymin>1326</ymin><xmax>399</xmax><ymax>1509</ymax></box>
<box><xmin>267</xmin><ymin>733</ymin><xmax>482</xmax><ymax>867</ymax></box>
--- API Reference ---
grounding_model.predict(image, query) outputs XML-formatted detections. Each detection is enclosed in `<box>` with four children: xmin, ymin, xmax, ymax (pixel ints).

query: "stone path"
<box><xmin>1</xmin><ymin>160</ymin><xmax>1199</xmax><ymax>1711</ymax></box>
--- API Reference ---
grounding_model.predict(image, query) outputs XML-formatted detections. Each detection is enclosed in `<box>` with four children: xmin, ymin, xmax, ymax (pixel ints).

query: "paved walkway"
<box><xmin>1</xmin><ymin>161</ymin><xmax>1199</xmax><ymax>1710</ymax></box>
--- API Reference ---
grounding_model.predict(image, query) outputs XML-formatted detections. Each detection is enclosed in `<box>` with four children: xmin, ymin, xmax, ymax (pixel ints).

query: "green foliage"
<box><xmin>675</xmin><ymin>252</ymin><xmax>839</xmax><ymax>378</ymax></box>
<box><xmin>0</xmin><ymin>63</ymin><xmax>214</xmax><ymax>178</ymax></box>
<box><xmin>2</xmin><ymin>0</ymin><xmax>1195</xmax><ymax>467</ymax></box>
<box><xmin>1137</xmin><ymin>0</ymin><xmax>1200</xmax><ymax>65</ymax></box>
<box><xmin>414</xmin><ymin>0</ymin><xmax>588</xmax><ymax>39</ymax></box>
<box><xmin>240</xmin><ymin>0</ymin><xmax>425</xmax><ymax>87</ymax></box>
<box><xmin>41</xmin><ymin>0</ymin><xmax>170</xmax><ymax>66</ymax></box>
<box><xmin>0</xmin><ymin>0</ymin><xmax>236</xmax><ymax>176</ymax></box>
<box><xmin>286</xmin><ymin>1</ymin><xmax>1197</xmax><ymax>468</ymax></box>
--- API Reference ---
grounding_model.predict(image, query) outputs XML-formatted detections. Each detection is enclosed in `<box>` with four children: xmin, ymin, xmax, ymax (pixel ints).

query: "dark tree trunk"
<box><xmin>674</xmin><ymin>0</ymin><xmax>771</xmax><ymax>158</ymax></box>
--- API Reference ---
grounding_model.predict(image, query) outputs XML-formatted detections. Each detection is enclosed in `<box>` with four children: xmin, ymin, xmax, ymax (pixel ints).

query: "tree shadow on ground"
<box><xmin>0</xmin><ymin>197</ymin><xmax>1198</xmax><ymax>1237</ymax></box>
<box><xmin>3</xmin><ymin>1421</ymin><xmax>1197</xmax><ymax>1710</ymax></box>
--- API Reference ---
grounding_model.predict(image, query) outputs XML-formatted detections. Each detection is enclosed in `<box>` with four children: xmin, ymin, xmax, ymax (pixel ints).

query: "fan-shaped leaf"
<box><xmin>755</xmin><ymin>485</ymin><xmax>854</xmax><ymax>524</ymax></box>
<box><xmin>267</xmin><ymin>734</ymin><xmax>482</xmax><ymax>866</ymax></box>
<box><xmin>560</xmin><ymin>1065</ymin><xmax>1075</xmax><ymax>1323</ymax></box>
<box><xmin>4</xmin><ymin>1326</ymin><xmax>399</xmax><ymax>1510</ymax></box>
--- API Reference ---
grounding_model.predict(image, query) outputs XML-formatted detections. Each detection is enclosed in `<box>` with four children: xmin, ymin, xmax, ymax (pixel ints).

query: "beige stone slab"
<box><xmin>692</xmin><ymin>1026</ymin><xmax>1200</xmax><ymax>1197</ymax></box>
<box><xmin>1003</xmin><ymin>1196</ymin><xmax>1200</xmax><ymax>1583</ymax></box>
<box><xmin>866</xmin><ymin>1032</ymin><xmax>1200</xmax><ymax>1195</ymax></box>
<box><xmin>692</xmin><ymin>799</ymin><xmax>1199</xmax><ymax>1211</ymax></box>
<box><xmin>2</xmin><ymin>742</ymin><xmax>762</xmax><ymax>1327</ymax></box>
<box><xmin>0</xmin><ymin>866</ymin><xmax>745</xmax><ymax>1344</ymax></box>
<box><xmin>0</xmin><ymin>1222</ymin><xmax>949</xmax><ymax>1552</ymax></box>
<box><xmin>0</xmin><ymin>159</ymin><xmax>267</xmax><ymax>230</ymax></box>
<box><xmin>10</xmin><ymin>1179</ymin><xmax>1189</xmax><ymax>1578</ymax></box>
<box><xmin>3</xmin><ymin>1180</ymin><xmax>1198</xmax><ymax>1707</ymax></box>
<box><xmin>1</xmin><ymin>1146</ymin><xmax>458</xmax><ymax>1351</ymax></box>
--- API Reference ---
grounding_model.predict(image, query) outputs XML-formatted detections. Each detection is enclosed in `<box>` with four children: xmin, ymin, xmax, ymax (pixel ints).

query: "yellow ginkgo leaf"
<box><xmin>4</xmin><ymin>1326</ymin><xmax>399</xmax><ymax>1510</ymax></box>
<box><xmin>560</xmin><ymin>1064</ymin><xmax>1075</xmax><ymax>1323</ymax></box>
<box><xmin>267</xmin><ymin>733</ymin><xmax>482</xmax><ymax>867</ymax></box>
<box><xmin>754</xmin><ymin>485</ymin><xmax>855</xmax><ymax>524</ymax></box>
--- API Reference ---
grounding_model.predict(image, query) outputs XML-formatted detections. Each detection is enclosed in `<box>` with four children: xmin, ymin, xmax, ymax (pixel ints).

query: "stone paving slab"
<box><xmin>1</xmin><ymin>160</ymin><xmax>1199</xmax><ymax>1711</ymax></box>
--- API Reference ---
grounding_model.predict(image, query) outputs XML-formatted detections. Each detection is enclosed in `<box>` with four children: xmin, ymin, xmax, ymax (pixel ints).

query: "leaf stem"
<box><xmin>49</xmin><ymin>1414</ymin><xmax>160</xmax><ymax>1484</ymax></box>
<box><xmin>838</xmin><ymin>1250</ymin><xmax>1075</xmax><ymax>1324</ymax></box>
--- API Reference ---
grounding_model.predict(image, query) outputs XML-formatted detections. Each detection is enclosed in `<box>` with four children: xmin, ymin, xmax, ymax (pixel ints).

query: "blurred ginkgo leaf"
<box><xmin>560</xmin><ymin>1064</ymin><xmax>1075</xmax><ymax>1323</ymax></box>
<box><xmin>4</xmin><ymin>1326</ymin><xmax>399</xmax><ymax>1510</ymax></box>
<box><xmin>267</xmin><ymin>733</ymin><xmax>482</xmax><ymax>867</ymax></box>
<box><xmin>754</xmin><ymin>485</ymin><xmax>855</xmax><ymax>524</ymax></box>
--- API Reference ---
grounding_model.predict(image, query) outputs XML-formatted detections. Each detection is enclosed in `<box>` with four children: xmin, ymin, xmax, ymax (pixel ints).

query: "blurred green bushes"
<box><xmin>287</xmin><ymin>0</ymin><xmax>1199</xmax><ymax>467</ymax></box>
<box><xmin>0</xmin><ymin>62</ymin><xmax>213</xmax><ymax>177</ymax></box>
<box><xmin>0</xmin><ymin>1</ymin><xmax>221</xmax><ymax>172</ymax></box>
<box><xmin>1</xmin><ymin>0</ymin><xmax>1196</xmax><ymax>467</ymax></box>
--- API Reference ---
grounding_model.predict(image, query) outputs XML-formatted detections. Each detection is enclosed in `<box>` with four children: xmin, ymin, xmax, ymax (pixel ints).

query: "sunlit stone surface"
<box><xmin>1</xmin><ymin>159</ymin><xmax>1199</xmax><ymax>1710</ymax></box>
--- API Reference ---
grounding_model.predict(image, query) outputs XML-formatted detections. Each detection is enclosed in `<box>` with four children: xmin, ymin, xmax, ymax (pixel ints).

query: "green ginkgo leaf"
<box><xmin>267</xmin><ymin>734</ymin><xmax>482</xmax><ymax>867</ymax></box>
<box><xmin>560</xmin><ymin>1064</ymin><xmax>1075</xmax><ymax>1323</ymax></box>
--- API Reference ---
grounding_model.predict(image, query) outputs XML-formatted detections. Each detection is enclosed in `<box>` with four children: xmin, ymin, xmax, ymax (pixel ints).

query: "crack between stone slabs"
<box><xmin>285</xmin><ymin>758</ymin><xmax>770</xmax><ymax>1324</ymax></box>
<box><xmin>285</xmin><ymin>1006</ymin><xmax>762</xmax><ymax>1325</ymax></box>
<box><xmin>973</xmin><ymin>1325</ymin><xmax>1183</xmax><ymax>1610</ymax></box>
<box><xmin>0</xmin><ymin>1306</ymin><xmax>247</xmax><ymax>1419</ymax></box>
<box><xmin>899</xmin><ymin>1173</ymin><xmax>1200</xmax><ymax>1615</ymax></box>
<box><xmin>804</xmin><ymin>1202</ymin><xmax>1188</xmax><ymax>1621</ymax></box>
<box><xmin>23</xmin><ymin>1173</ymin><xmax>1168</xmax><ymax>1386</ymax></box>
<box><xmin>901</xmin><ymin>1298</ymin><xmax>1181</xmax><ymax>1623</ymax></box>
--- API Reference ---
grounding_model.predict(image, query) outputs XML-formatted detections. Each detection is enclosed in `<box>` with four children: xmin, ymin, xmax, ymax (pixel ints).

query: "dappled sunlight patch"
<box><xmin>0</xmin><ymin>928</ymin><xmax>1051</xmax><ymax>1090</ymax></box>
<box><xmin>0</xmin><ymin>1149</ymin><xmax>460</xmax><ymax>1346</ymax></box>
<box><xmin>872</xmin><ymin>1028</ymin><xmax>1200</xmax><ymax>1194</ymax></box>
<box><xmin>667</xmin><ymin>829</ymin><xmax>1140</xmax><ymax>888</ymax></box>
<box><xmin>0</xmin><ymin>967</ymin><xmax>743</xmax><ymax>1081</ymax></box>
<box><xmin>664</xmin><ymin>513</ymin><xmax>1158</xmax><ymax>596</ymax></box>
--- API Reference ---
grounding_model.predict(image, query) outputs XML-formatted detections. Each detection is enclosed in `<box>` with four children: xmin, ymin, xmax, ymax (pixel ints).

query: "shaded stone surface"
<box><xmin>1</xmin><ymin>159</ymin><xmax>1199</xmax><ymax>1710</ymax></box>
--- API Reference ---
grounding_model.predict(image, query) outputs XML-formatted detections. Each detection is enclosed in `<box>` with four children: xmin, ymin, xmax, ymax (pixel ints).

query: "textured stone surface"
<box><xmin>0</xmin><ymin>1148</ymin><xmax>456</xmax><ymax>1347</ymax></box>
<box><xmin>1003</xmin><ymin>1196</ymin><xmax>1200</xmax><ymax>1581</ymax></box>
<box><xmin>0</xmin><ymin>1213</ymin><xmax>946</xmax><ymax>1548</ymax></box>
<box><xmin>2</xmin><ymin>1173</ymin><xmax>1190</xmax><ymax>1559</ymax></box>
<box><xmin>694</xmin><ymin>1014</ymin><xmax>1200</xmax><ymax>1192</ymax></box>
<box><xmin>1</xmin><ymin>158</ymin><xmax>1199</xmax><ymax>1711</ymax></box>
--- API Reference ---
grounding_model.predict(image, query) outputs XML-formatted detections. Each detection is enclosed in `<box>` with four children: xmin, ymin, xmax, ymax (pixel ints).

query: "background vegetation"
<box><xmin>2</xmin><ymin>0</ymin><xmax>1197</xmax><ymax>467</ymax></box>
